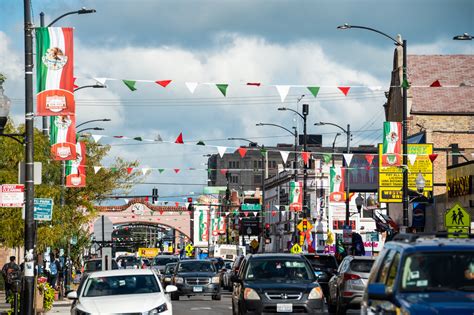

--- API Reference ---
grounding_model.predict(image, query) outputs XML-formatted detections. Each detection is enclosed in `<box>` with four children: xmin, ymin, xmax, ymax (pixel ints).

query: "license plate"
<box><xmin>193</xmin><ymin>286</ymin><xmax>203</xmax><ymax>292</ymax></box>
<box><xmin>277</xmin><ymin>303</ymin><xmax>292</xmax><ymax>312</ymax></box>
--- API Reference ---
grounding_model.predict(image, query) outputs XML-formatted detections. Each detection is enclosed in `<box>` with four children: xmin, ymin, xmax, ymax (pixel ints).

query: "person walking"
<box><xmin>2</xmin><ymin>256</ymin><xmax>20</xmax><ymax>302</ymax></box>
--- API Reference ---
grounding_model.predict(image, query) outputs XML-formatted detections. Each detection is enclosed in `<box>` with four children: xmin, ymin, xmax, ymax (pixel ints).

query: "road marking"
<box><xmin>190</xmin><ymin>307</ymin><xmax>212</xmax><ymax>310</ymax></box>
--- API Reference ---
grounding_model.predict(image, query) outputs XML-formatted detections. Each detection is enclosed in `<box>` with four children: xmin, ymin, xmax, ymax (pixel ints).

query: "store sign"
<box><xmin>241</xmin><ymin>203</ymin><xmax>261</xmax><ymax>211</ymax></box>
<box><xmin>378</xmin><ymin>144</ymin><xmax>433</xmax><ymax>202</ymax></box>
<box><xmin>0</xmin><ymin>184</ymin><xmax>25</xmax><ymax>207</ymax></box>
<box><xmin>138</xmin><ymin>248</ymin><xmax>159</xmax><ymax>258</ymax></box>
<box><xmin>447</xmin><ymin>175</ymin><xmax>472</xmax><ymax>198</ymax></box>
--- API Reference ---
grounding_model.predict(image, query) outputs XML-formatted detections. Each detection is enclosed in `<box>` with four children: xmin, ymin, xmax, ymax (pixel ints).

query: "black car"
<box><xmin>303</xmin><ymin>253</ymin><xmax>338</xmax><ymax>298</ymax></box>
<box><xmin>171</xmin><ymin>259</ymin><xmax>221</xmax><ymax>301</ymax></box>
<box><xmin>232</xmin><ymin>254</ymin><xmax>324</xmax><ymax>314</ymax></box>
<box><xmin>152</xmin><ymin>255</ymin><xmax>180</xmax><ymax>273</ymax></box>
<box><xmin>83</xmin><ymin>258</ymin><xmax>118</xmax><ymax>273</ymax></box>
<box><xmin>160</xmin><ymin>262</ymin><xmax>177</xmax><ymax>287</ymax></box>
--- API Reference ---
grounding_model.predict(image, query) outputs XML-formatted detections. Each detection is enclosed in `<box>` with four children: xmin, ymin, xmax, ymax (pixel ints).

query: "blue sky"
<box><xmin>0</xmin><ymin>0</ymin><xmax>472</xmax><ymax>201</ymax></box>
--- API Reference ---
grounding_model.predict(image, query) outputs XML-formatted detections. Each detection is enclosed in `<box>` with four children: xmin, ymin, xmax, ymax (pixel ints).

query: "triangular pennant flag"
<box><xmin>123</xmin><ymin>80</ymin><xmax>137</xmax><ymax>91</ymax></box>
<box><xmin>429</xmin><ymin>154</ymin><xmax>438</xmax><ymax>163</ymax></box>
<box><xmin>365</xmin><ymin>154</ymin><xmax>374</xmax><ymax>165</ymax></box>
<box><xmin>307</xmin><ymin>86</ymin><xmax>320</xmax><ymax>98</ymax></box>
<box><xmin>133</xmin><ymin>137</ymin><xmax>143</xmax><ymax>141</ymax></box>
<box><xmin>275</xmin><ymin>85</ymin><xmax>291</xmax><ymax>102</ymax></box>
<box><xmin>430</xmin><ymin>80</ymin><xmax>441</xmax><ymax>87</ymax></box>
<box><xmin>73</xmin><ymin>77</ymin><xmax>79</xmax><ymax>89</ymax></box>
<box><xmin>114</xmin><ymin>136</ymin><xmax>124</xmax><ymax>138</ymax></box>
<box><xmin>301</xmin><ymin>152</ymin><xmax>310</xmax><ymax>166</ymax></box>
<box><xmin>253</xmin><ymin>212</ymin><xmax>258</xmax><ymax>217</ymax></box>
<box><xmin>174</xmin><ymin>169</ymin><xmax>180</xmax><ymax>173</ymax></box>
<box><xmin>343</xmin><ymin>153</ymin><xmax>353</xmax><ymax>166</ymax></box>
<box><xmin>217</xmin><ymin>146</ymin><xmax>227</xmax><ymax>158</ymax></box>
<box><xmin>155</xmin><ymin>80</ymin><xmax>172</xmax><ymax>88</ymax></box>
<box><xmin>142</xmin><ymin>168</ymin><xmax>150</xmax><ymax>175</ymax></box>
<box><xmin>91</xmin><ymin>134</ymin><xmax>103</xmax><ymax>143</ymax></box>
<box><xmin>184</xmin><ymin>203</ymin><xmax>189</xmax><ymax>209</ymax></box>
<box><xmin>155</xmin><ymin>134</ymin><xmax>163</xmax><ymax>142</ymax></box>
<box><xmin>175</xmin><ymin>132</ymin><xmax>184</xmax><ymax>144</ymax></box>
<box><xmin>401</xmin><ymin>79</ymin><xmax>410</xmax><ymax>89</ymax></box>
<box><xmin>196</xmin><ymin>140</ymin><xmax>205</xmax><ymax>146</ymax></box>
<box><xmin>94</xmin><ymin>77</ymin><xmax>107</xmax><ymax>85</ymax></box>
<box><xmin>94</xmin><ymin>166</ymin><xmax>101</xmax><ymax>174</ymax></box>
<box><xmin>216</xmin><ymin>84</ymin><xmax>228</xmax><ymax>97</ymax></box>
<box><xmin>219</xmin><ymin>169</ymin><xmax>228</xmax><ymax>175</ymax></box>
<box><xmin>280</xmin><ymin>151</ymin><xmax>290</xmax><ymax>164</ymax></box>
<box><xmin>175</xmin><ymin>202</ymin><xmax>179</xmax><ymax>207</ymax></box>
<box><xmin>247</xmin><ymin>82</ymin><xmax>261</xmax><ymax>86</ymax></box>
<box><xmin>260</xmin><ymin>148</ymin><xmax>267</xmax><ymax>158</ymax></box>
<box><xmin>338</xmin><ymin>86</ymin><xmax>350</xmax><ymax>96</ymax></box>
<box><xmin>238</xmin><ymin>147</ymin><xmax>247</xmax><ymax>158</ymax></box>
<box><xmin>111</xmin><ymin>167</ymin><xmax>117</xmax><ymax>173</ymax></box>
<box><xmin>185</xmin><ymin>82</ymin><xmax>198</xmax><ymax>94</ymax></box>
<box><xmin>323</xmin><ymin>153</ymin><xmax>332</xmax><ymax>164</ymax></box>
<box><xmin>271</xmin><ymin>210</ymin><xmax>277</xmax><ymax>217</ymax></box>
<box><xmin>158</xmin><ymin>169</ymin><xmax>165</xmax><ymax>174</ymax></box>
<box><xmin>408</xmin><ymin>154</ymin><xmax>417</xmax><ymax>166</ymax></box>
<box><xmin>244</xmin><ymin>212</ymin><xmax>249</xmax><ymax>217</ymax></box>
<box><xmin>124</xmin><ymin>199</ymin><xmax>129</xmax><ymax>204</ymax></box>
<box><xmin>127</xmin><ymin>167</ymin><xmax>133</xmax><ymax>174</ymax></box>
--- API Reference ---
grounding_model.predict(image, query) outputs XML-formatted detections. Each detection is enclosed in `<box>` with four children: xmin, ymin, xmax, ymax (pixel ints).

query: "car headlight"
<box><xmin>174</xmin><ymin>277</ymin><xmax>184</xmax><ymax>284</ymax></box>
<box><xmin>244</xmin><ymin>288</ymin><xmax>260</xmax><ymax>300</ymax></box>
<box><xmin>143</xmin><ymin>303</ymin><xmax>168</xmax><ymax>314</ymax></box>
<box><xmin>308</xmin><ymin>287</ymin><xmax>323</xmax><ymax>300</ymax></box>
<box><xmin>164</xmin><ymin>277</ymin><xmax>171</xmax><ymax>282</ymax></box>
<box><xmin>212</xmin><ymin>276</ymin><xmax>220</xmax><ymax>284</ymax></box>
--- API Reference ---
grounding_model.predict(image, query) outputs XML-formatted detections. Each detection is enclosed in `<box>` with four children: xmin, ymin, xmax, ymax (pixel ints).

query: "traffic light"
<box><xmin>264</xmin><ymin>223</ymin><xmax>271</xmax><ymax>239</ymax></box>
<box><xmin>152</xmin><ymin>187</ymin><xmax>159</xmax><ymax>204</ymax></box>
<box><xmin>187</xmin><ymin>197</ymin><xmax>193</xmax><ymax>211</ymax></box>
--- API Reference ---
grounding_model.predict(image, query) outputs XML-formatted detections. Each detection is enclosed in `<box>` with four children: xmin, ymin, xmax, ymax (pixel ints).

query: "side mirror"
<box><xmin>66</xmin><ymin>291</ymin><xmax>78</xmax><ymax>300</ymax></box>
<box><xmin>368</xmin><ymin>283</ymin><xmax>392</xmax><ymax>300</ymax></box>
<box><xmin>230</xmin><ymin>274</ymin><xmax>241</xmax><ymax>283</ymax></box>
<box><xmin>165</xmin><ymin>285</ymin><xmax>178</xmax><ymax>293</ymax></box>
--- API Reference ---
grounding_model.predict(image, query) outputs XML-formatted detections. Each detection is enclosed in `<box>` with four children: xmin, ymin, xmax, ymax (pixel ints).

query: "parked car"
<box><xmin>303</xmin><ymin>253</ymin><xmax>338</xmax><ymax>299</ymax></box>
<box><xmin>171</xmin><ymin>259</ymin><xmax>221</xmax><ymax>301</ymax></box>
<box><xmin>231</xmin><ymin>253</ymin><xmax>324</xmax><ymax>314</ymax></box>
<box><xmin>327</xmin><ymin>255</ymin><xmax>375</xmax><ymax>314</ymax></box>
<box><xmin>361</xmin><ymin>234</ymin><xmax>474</xmax><ymax>315</ymax></box>
<box><xmin>83</xmin><ymin>258</ymin><xmax>119</xmax><ymax>273</ymax></box>
<box><xmin>153</xmin><ymin>255</ymin><xmax>180</xmax><ymax>273</ymax></box>
<box><xmin>221</xmin><ymin>260</ymin><xmax>234</xmax><ymax>290</ymax></box>
<box><xmin>116</xmin><ymin>255</ymin><xmax>140</xmax><ymax>269</ymax></box>
<box><xmin>161</xmin><ymin>262</ymin><xmax>178</xmax><ymax>287</ymax></box>
<box><xmin>67</xmin><ymin>269</ymin><xmax>177</xmax><ymax>314</ymax></box>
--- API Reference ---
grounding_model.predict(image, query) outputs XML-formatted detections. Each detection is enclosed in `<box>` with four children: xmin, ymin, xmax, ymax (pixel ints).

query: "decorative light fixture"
<box><xmin>416</xmin><ymin>172</ymin><xmax>426</xmax><ymax>193</ymax></box>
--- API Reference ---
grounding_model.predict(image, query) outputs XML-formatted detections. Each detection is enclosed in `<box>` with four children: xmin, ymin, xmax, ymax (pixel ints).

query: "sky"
<box><xmin>0</xmin><ymin>0</ymin><xmax>473</xmax><ymax>202</ymax></box>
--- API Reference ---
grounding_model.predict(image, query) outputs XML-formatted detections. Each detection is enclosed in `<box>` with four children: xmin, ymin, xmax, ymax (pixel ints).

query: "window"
<box><xmin>231</xmin><ymin>175</ymin><xmax>239</xmax><ymax>184</ymax></box>
<box><xmin>385</xmin><ymin>253</ymin><xmax>400</xmax><ymax>291</ymax></box>
<box><xmin>254</xmin><ymin>175</ymin><xmax>262</xmax><ymax>184</ymax></box>
<box><xmin>228</xmin><ymin>161</ymin><xmax>240</xmax><ymax>169</ymax></box>
<box><xmin>376</xmin><ymin>250</ymin><xmax>396</xmax><ymax>283</ymax></box>
<box><xmin>253</xmin><ymin>160</ymin><xmax>258</xmax><ymax>169</ymax></box>
<box><xmin>83</xmin><ymin>275</ymin><xmax>160</xmax><ymax>297</ymax></box>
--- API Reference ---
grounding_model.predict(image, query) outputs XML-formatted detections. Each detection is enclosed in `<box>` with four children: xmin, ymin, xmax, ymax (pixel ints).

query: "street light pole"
<box><xmin>332</xmin><ymin>133</ymin><xmax>341</xmax><ymax>167</ymax></box>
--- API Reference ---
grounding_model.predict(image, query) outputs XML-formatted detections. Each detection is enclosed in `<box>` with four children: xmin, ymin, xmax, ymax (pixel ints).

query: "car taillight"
<box><xmin>343</xmin><ymin>273</ymin><xmax>361</xmax><ymax>281</ymax></box>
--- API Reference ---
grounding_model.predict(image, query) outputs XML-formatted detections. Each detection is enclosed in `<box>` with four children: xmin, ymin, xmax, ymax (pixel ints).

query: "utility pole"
<box><xmin>345</xmin><ymin>124</ymin><xmax>351</xmax><ymax>226</ymax></box>
<box><xmin>302</xmin><ymin>104</ymin><xmax>309</xmax><ymax>218</ymax></box>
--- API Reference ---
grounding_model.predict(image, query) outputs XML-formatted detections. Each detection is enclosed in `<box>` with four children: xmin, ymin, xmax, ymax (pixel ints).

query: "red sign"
<box><xmin>0</xmin><ymin>184</ymin><xmax>25</xmax><ymax>207</ymax></box>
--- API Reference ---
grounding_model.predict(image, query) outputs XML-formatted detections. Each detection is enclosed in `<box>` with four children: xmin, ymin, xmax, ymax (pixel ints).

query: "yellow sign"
<box><xmin>138</xmin><ymin>248</ymin><xmax>159</xmax><ymax>258</ymax></box>
<box><xmin>378</xmin><ymin>144</ymin><xmax>434</xmax><ymax>202</ymax></box>
<box><xmin>185</xmin><ymin>244</ymin><xmax>194</xmax><ymax>253</ymax></box>
<box><xmin>290</xmin><ymin>244</ymin><xmax>302</xmax><ymax>254</ymax></box>
<box><xmin>445</xmin><ymin>203</ymin><xmax>470</xmax><ymax>238</ymax></box>
<box><xmin>250</xmin><ymin>239</ymin><xmax>259</xmax><ymax>250</ymax></box>
<box><xmin>296</xmin><ymin>219</ymin><xmax>313</xmax><ymax>232</ymax></box>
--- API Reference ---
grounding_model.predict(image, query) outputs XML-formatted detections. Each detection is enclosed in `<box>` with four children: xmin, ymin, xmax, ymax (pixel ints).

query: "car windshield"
<box><xmin>305</xmin><ymin>255</ymin><xmax>338</xmax><ymax>269</ymax></box>
<box><xmin>350</xmin><ymin>259</ymin><xmax>374</xmax><ymax>273</ymax></box>
<box><xmin>154</xmin><ymin>257</ymin><xmax>178</xmax><ymax>266</ymax></box>
<box><xmin>178</xmin><ymin>261</ymin><xmax>215</xmax><ymax>273</ymax></box>
<box><xmin>244</xmin><ymin>259</ymin><xmax>315</xmax><ymax>282</ymax></box>
<box><xmin>400</xmin><ymin>252</ymin><xmax>474</xmax><ymax>292</ymax></box>
<box><xmin>83</xmin><ymin>275</ymin><xmax>160</xmax><ymax>297</ymax></box>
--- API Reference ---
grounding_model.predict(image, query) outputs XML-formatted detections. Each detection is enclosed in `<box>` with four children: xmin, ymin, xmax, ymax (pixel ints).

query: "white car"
<box><xmin>67</xmin><ymin>268</ymin><xmax>177</xmax><ymax>314</ymax></box>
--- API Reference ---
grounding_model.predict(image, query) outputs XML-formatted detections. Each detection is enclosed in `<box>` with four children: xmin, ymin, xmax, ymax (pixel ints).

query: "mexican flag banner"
<box><xmin>289</xmin><ymin>181</ymin><xmax>303</xmax><ymax>211</ymax></box>
<box><xmin>330</xmin><ymin>167</ymin><xmax>345</xmax><ymax>202</ymax></box>
<box><xmin>382</xmin><ymin>122</ymin><xmax>402</xmax><ymax>166</ymax></box>
<box><xmin>66</xmin><ymin>142</ymin><xmax>86</xmax><ymax>187</ymax></box>
<box><xmin>36</xmin><ymin>27</ymin><xmax>75</xmax><ymax>116</ymax></box>
<box><xmin>50</xmin><ymin>115</ymin><xmax>76</xmax><ymax>160</ymax></box>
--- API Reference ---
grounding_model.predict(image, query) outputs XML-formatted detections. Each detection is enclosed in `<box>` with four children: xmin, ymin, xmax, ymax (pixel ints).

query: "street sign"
<box><xmin>185</xmin><ymin>244</ymin><xmax>194</xmax><ymax>253</ymax></box>
<box><xmin>290</xmin><ymin>243</ymin><xmax>302</xmax><ymax>254</ymax></box>
<box><xmin>0</xmin><ymin>184</ymin><xmax>25</xmax><ymax>207</ymax></box>
<box><xmin>378</xmin><ymin>144</ymin><xmax>434</xmax><ymax>202</ymax></box>
<box><xmin>296</xmin><ymin>219</ymin><xmax>313</xmax><ymax>232</ymax></box>
<box><xmin>250</xmin><ymin>239</ymin><xmax>259</xmax><ymax>250</ymax></box>
<box><xmin>241</xmin><ymin>204</ymin><xmax>261</xmax><ymax>211</ymax></box>
<box><xmin>445</xmin><ymin>203</ymin><xmax>470</xmax><ymax>238</ymax></box>
<box><xmin>34</xmin><ymin>198</ymin><xmax>53</xmax><ymax>221</ymax></box>
<box><xmin>138</xmin><ymin>248</ymin><xmax>159</xmax><ymax>258</ymax></box>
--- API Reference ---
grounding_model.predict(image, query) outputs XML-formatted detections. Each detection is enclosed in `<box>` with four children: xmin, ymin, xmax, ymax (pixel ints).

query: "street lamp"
<box><xmin>315</xmin><ymin>121</ymin><xmax>351</xmax><ymax>226</ymax></box>
<box><xmin>256</xmin><ymin>122</ymin><xmax>298</xmax><ymax>179</ymax></box>
<box><xmin>77</xmin><ymin>127</ymin><xmax>104</xmax><ymax>134</ymax></box>
<box><xmin>415</xmin><ymin>172</ymin><xmax>426</xmax><ymax>194</ymax></box>
<box><xmin>453</xmin><ymin>33</ymin><xmax>473</xmax><ymax>40</ymax></box>
<box><xmin>331</xmin><ymin>133</ymin><xmax>341</xmax><ymax>167</ymax></box>
<box><xmin>39</xmin><ymin>7</ymin><xmax>97</xmax><ymax>135</ymax></box>
<box><xmin>76</xmin><ymin>118</ymin><xmax>111</xmax><ymax>129</ymax></box>
<box><xmin>278</xmin><ymin>104</ymin><xmax>310</xmax><ymax>218</ymax></box>
<box><xmin>337</xmin><ymin>23</ymin><xmax>410</xmax><ymax>227</ymax></box>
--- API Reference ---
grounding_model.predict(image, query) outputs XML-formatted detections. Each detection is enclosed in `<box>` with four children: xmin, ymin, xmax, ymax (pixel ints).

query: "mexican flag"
<box><xmin>289</xmin><ymin>181</ymin><xmax>303</xmax><ymax>211</ymax></box>
<box><xmin>66</xmin><ymin>142</ymin><xmax>86</xmax><ymax>187</ymax></box>
<box><xmin>36</xmin><ymin>27</ymin><xmax>75</xmax><ymax>116</ymax></box>
<box><xmin>50</xmin><ymin>115</ymin><xmax>76</xmax><ymax>160</ymax></box>
<box><xmin>330</xmin><ymin>167</ymin><xmax>345</xmax><ymax>202</ymax></box>
<box><xmin>382</xmin><ymin>122</ymin><xmax>402</xmax><ymax>166</ymax></box>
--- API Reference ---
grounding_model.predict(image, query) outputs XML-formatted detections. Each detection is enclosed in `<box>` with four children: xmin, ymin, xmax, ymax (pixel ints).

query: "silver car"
<box><xmin>327</xmin><ymin>256</ymin><xmax>375</xmax><ymax>314</ymax></box>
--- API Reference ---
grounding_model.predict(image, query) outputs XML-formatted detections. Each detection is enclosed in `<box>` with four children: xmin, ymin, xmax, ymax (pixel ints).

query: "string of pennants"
<box><xmin>87</xmin><ymin>77</ymin><xmax>464</xmax><ymax>102</ymax></box>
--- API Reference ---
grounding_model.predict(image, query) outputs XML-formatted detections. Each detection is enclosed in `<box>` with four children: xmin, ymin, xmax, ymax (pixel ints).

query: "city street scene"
<box><xmin>0</xmin><ymin>0</ymin><xmax>473</xmax><ymax>314</ymax></box>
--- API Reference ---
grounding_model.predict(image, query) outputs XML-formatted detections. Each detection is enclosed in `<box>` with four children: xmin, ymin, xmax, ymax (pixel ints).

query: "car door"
<box><xmin>329</xmin><ymin>257</ymin><xmax>346</xmax><ymax>302</ymax></box>
<box><xmin>232</xmin><ymin>257</ymin><xmax>247</xmax><ymax>309</ymax></box>
<box><xmin>367</xmin><ymin>250</ymin><xmax>397</xmax><ymax>313</ymax></box>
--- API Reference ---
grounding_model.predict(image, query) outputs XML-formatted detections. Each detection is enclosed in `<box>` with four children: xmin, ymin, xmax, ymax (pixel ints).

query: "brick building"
<box><xmin>385</xmin><ymin>52</ymin><xmax>474</xmax><ymax>231</ymax></box>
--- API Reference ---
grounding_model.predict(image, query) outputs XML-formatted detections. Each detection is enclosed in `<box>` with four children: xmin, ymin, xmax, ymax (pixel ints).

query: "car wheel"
<box><xmin>170</xmin><ymin>292</ymin><xmax>179</xmax><ymax>301</ymax></box>
<box><xmin>212</xmin><ymin>294</ymin><xmax>221</xmax><ymax>301</ymax></box>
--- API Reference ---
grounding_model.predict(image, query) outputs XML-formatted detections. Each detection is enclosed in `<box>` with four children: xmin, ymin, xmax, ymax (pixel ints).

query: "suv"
<box><xmin>303</xmin><ymin>254</ymin><xmax>338</xmax><ymax>298</ymax></box>
<box><xmin>152</xmin><ymin>255</ymin><xmax>179</xmax><ymax>273</ymax></box>
<box><xmin>362</xmin><ymin>234</ymin><xmax>474</xmax><ymax>314</ymax></box>
<box><xmin>231</xmin><ymin>254</ymin><xmax>324</xmax><ymax>314</ymax></box>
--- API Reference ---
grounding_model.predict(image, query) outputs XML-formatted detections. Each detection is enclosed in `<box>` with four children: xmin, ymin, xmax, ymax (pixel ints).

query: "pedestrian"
<box><xmin>457</xmin><ymin>209</ymin><xmax>464</xmax><ymax>225</ymax></box>
<box><xmin>2</xmin><ymin>256</ymin><xmax>20</xmax><ymax>302</ymax></box>
<box><xmin>48</xmin><ymin>254</ymin><xmax>61</xmax><ymax>289</ymax></box>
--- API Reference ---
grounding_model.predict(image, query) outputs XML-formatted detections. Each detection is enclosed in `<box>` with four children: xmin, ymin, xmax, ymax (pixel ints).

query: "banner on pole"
<box><xmin>382</xmin><ymin>122</ymin><xmax>402</xmax><ymax>167</ymax></box>
<box><xmin>330</xmin><ymin>167</ymin><xmax>345</xmax><ymax>202</ymax></box>
<box><xmin>66</xmin><ymin>141</ymin><xmax>86</xmax><ymax>187</ymax></box>
<box><xmin>289</xmin><ymin>181</ymin><xmax>303</xmax><ymax>211</ymax></box>
<box><xmin>50</xmin><ymin>115</ymin><xmax>76</xmax><ymax>160</ymax></box>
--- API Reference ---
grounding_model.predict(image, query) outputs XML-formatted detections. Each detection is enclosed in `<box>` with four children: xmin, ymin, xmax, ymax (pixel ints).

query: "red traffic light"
<box><xmin>187</xmin><ymin>197</ymin><xmax>193</xmax><ymax>203</ymax></box>
<box><xmin>265</xmin><ymin>223</ymin><xmax>270</xmax><ymax>229</ymax></box>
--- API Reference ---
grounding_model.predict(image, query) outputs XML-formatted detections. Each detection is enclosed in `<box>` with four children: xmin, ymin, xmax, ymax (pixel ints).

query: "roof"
<box><xmin>408</xmin><ymin>55</ymin><xmax>474</xmax><ymax>115</ymax></box>
<box><xmin>88</xmin><ymin>269</ymin><xmax>155</xmax><ymax>278</ymax></box>
<box><xmin>249</xmin><ymin>253</ymin><xmax>305</xmax><ymax>259</ymax></box>
<box><xmin>386</xmin><ymin>236</ymin><xmax>474</xmax><ymax>252</ymax></box>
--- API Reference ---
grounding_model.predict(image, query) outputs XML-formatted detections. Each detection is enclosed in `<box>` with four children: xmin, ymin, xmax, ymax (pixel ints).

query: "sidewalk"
<box><xmin>0</xmin><ymin>290</ymin><xmax>72</xmax><ymax>315</ymax></box>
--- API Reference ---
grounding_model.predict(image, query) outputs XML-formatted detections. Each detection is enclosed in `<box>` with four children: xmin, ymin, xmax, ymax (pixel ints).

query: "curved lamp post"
<box><xmin>337</xmin><ymin>23</ymin><xmax>410</xmax><ymax>227</ymax></box>
<box><xmin>453</xmin><ymin>33</ymin><xmax>472</xmax><ymax>40</ymax></box>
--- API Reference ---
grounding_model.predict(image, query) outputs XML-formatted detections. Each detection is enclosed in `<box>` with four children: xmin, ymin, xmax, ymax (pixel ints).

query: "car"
<box><xmin>221</xmin><ymin>260</ymin><xmax>234</xmax><ymax>290</ymax></box>
<box><xmin>327</xmin><ymin>255</ymin><xmax>375</xmax><ymax>314</ymax></box>
<box><xmin>361</xmin><ymin>234</ymin><xmax>474</xmax><ymax>315</ymax></box>
<box><xmin>153</xmin><ymin>255</ymin><xmax>180</xmax><ymax>273</ymax></box>
<box><xmin>161</xmin><ymin>262</ymin><xmax>177</xmax><ymax>287</ymax></box>
<box><xmin>67</xmin><ymin>268</ymin><xmax>177</xmax><ymax>314</ymax></box>
<box><xmin>83</xmin><ymin>258</ymin><xmax>119</xmax><ymax>273</ymax></box>
<box><xmin>171</xmin><ymin>259</ymin><xmax>221</xmax><ymax>301</ymax></box>
<box><xmin>231</xmin><ymin>253</ymin><xmax>324</xmax><ymax>314</ymax></box>
<box><xmin>115</xmin><ymin>255</ymin><xmax>140</xmax><ymax>269</ymax></box>
<box><xmin>303</xmin><ymin>253</ymin><xmax>338</xmax><ymax>299</ymax></box>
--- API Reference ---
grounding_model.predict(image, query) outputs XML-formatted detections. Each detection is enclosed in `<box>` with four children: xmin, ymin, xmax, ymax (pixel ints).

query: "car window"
<box><xmin>178</xmin><ymin>261</ymin><xmax>215</xmax><ymax>273</ymax></box>
<box><xmin>385</xmin><ymin>253</ymin><xmax>400</xmax><ymax>292</ymax></box>
<box><xmin>244</xmin><ymin>259</ymin><xmax>315</xmax><ymax>282</ymax></box>
<box><xmin>164</xmin><ymin>264</ymin><xmax>176</xmax><ymax>274</ymax></box>
<box><xmin>305</xmin><ymin>255</ymin><xmax>338</xmax><ymax>269</ymax></box>
<box><xmin>154</xmin><ymin>257</ymin><xmax>178</xmax><ymax>266</ymax></box>
<box><xmin>376</xmin><ymin>250</ymin><xmax>396</xmax><ymax>283</ymax></box>
<box><xmin>338</xmin><ymin>259</ymin><xmax>349</xmax><ymax>273</ymax></box>
<box><xmin>367</xmin><ymin>249</ymin><xmax>389</xmax><ymax>284</ymax></box>
<box><xmin>83</xmin><ymin>275</ymin><xmax>160</xmax><ymax>297</ymax></box>
<box><xmin>350</xmin><ymin>259</ymin><xmax>375</xmax><ymax>273</ymax></box>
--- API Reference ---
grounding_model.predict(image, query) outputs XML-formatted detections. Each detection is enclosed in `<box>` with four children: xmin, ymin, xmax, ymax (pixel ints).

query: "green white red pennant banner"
<box><xmin>330</xmin><ymin>167</ymin><xmax>345</xmax><ymax>203</ymax></box>
<box><xmin>289</xmin><ymin>181</ymin><xmax>303</xmax><ymax>212</ymax></box>
<box><xmin>382</xmin><ymin>121</ymin><xmax>402</xmax><ymax>167</ymax></box>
